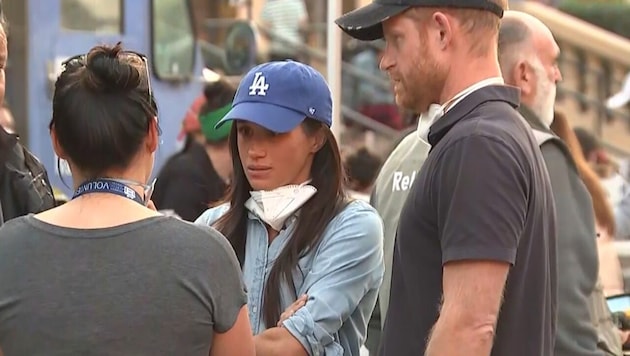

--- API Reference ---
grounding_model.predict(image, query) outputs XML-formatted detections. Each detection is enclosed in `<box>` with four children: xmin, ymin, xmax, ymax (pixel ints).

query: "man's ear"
<box><xmin>514</xmin><ymin>60</ymin><xmax>535</xmax><ymax>97</ymax></box>
<box><xmin>431</xmin><ymin>11</ymin><xmax>453</xmax><ymax>50</ymax></box>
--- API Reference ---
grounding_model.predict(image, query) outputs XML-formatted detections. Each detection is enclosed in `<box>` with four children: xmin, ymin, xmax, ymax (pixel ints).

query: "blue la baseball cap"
<box><xmin>215</xmin><ymin>61</ymin><xmax>333</xmax><ymax>133</ymax></box>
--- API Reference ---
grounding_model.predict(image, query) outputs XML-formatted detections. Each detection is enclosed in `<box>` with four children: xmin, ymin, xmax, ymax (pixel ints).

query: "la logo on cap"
<box><xmin>249</xmin><ymin>72</ymin><xmax>269</xmax><ymax>96</ymax></box>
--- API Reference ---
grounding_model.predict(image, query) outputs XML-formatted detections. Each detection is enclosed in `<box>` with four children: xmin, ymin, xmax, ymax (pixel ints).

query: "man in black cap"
<box><xmin>336</xmin><ymin>1</ymin><xmax>558</xmax><ymax>355</ymax></box>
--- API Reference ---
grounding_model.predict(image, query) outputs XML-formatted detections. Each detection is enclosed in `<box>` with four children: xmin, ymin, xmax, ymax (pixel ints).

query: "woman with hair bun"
<box><xmin>0</xmin><ymin>43</ymin><xmax>255</xmax><ymax>356</ymax></box>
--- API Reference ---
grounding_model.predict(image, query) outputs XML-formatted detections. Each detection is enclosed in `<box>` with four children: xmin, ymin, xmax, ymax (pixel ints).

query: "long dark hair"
<box><xmin>213</xmin><ymin>118</ymin><xmax>347</xmax><ymax>327</ymax></box>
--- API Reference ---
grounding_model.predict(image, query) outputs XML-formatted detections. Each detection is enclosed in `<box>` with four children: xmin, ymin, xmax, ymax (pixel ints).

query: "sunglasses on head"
<box><xmin>62</xmin><ymin>50</ymin><xmax>153</xmax><ymax>105</ymax></box>
<box><xmin>62</xmin><ymin>50</ymin><xmax>161</xmax><ymax>135</ymax></box>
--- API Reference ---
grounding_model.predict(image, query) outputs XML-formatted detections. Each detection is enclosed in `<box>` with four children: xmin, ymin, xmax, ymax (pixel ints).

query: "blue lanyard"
<box><xmin>73</xmin><ymin>179</ymin><xmax>145</xmax><ymax>205</ymax></box>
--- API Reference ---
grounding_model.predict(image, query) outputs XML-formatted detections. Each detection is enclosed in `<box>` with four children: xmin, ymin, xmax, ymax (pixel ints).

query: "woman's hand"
<box><xmin>277</xmin><ymin>294</ymin><xmax>308</xmax><ymax>327</ymax></box>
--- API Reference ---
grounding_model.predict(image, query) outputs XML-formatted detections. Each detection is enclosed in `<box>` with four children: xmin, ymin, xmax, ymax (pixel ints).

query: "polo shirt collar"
<box><xmin>428</xmin><ymin>85</ymin><xmax>521</xmax><ymax>147</ymax></box>
<box><xmin>417</xmin><ymin>77</ymin><xmax>505</xmax><ymax>142</ymax></box>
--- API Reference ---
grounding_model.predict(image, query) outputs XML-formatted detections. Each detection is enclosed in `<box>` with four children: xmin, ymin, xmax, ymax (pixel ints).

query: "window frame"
<box><xmin>60</xmin><ymin>0</ymin><xmax>124</xmax><ymax>34</ymax></box>
<box><xmin>150</xmin><ymin>0</ymin><xmax>196</xmax><ymax>82</ymax></box>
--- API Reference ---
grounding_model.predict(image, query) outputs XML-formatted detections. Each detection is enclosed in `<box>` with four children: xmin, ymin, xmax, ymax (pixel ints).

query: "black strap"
<box><xmin>377</xmin><ymin>0</ymin><xmax>504</xmax><ymax>17</ymax></box>
<box><xmin>439</xmin><ymin>0</ymin><xmax>503</xmax><ymax>17</ymax></box>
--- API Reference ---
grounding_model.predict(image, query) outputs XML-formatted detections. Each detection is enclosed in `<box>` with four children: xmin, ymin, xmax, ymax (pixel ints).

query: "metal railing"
<box><xmin>276</xmin><ymin>18</ymin><xmax>630</xmax><ymax>155</ymax></box>
<box><xmin>213</xmin><ymin>21</ymin><xmax>401</xmax><ymax>140</ymax></box>
<box><xmin>512</xmin><ymin>1</ymin><xmax>630</xmax><ymax>157</ymax></box>
<box><xmin>201</xmin><ymin>9</ymin><xmax>630</xmax><ymax>157</ymax></box>
<box><xmin>555</xmin><ymin>47</ymin><xmax>630</xmax><ymax>157</ymax></box>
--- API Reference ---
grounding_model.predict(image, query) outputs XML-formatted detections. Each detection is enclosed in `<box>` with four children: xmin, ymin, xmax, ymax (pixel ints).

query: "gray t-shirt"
<box><xmin>0</xmin><ymin>215</ymin><xmax>246</xmax><ymax>356</ymax></box>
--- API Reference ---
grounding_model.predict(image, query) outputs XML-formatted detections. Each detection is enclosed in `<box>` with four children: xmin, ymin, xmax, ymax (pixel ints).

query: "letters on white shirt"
<box><xmin>392</xmin><ymin>170</ymin><xmax>417</xmax><ymax>192</ymax></box>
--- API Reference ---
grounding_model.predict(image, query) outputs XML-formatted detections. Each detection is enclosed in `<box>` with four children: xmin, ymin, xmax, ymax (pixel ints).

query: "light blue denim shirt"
<box><xmin>196</xmin><ymin>199</ymin><xmax>384</xmax><ymax>356</ymax></box>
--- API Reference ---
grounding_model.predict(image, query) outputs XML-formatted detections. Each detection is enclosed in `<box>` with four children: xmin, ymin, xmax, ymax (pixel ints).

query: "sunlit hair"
<box><xmin>405</xmin><ymin>0</ymin><xmax>506</xmax><ymax>56</ymax></box>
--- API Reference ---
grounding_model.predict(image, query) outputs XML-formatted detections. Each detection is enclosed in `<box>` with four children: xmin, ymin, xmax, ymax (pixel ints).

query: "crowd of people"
<box><xmin>1</xmin><ymin>0</ymin><xmax>630</xmax><ymax>355</ymax></box>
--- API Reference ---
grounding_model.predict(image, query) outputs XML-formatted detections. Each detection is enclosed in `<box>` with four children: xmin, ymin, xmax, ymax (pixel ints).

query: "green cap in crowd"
<box><xmin>199</xmin><ymin>103</ymin><xmax>233</xmax><ymax>143</ymax></box>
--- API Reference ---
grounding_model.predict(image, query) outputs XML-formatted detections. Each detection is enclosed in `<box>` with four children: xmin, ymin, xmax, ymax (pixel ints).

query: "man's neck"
<box><xmin>518</xmin><ymin>104</ymin><xmax>549</xmax><ymax>132</ymax></box>
<box><xmin>439</xmin><ymin>57</ymin><xmax>503</xmax><ymax>105</ymax></box>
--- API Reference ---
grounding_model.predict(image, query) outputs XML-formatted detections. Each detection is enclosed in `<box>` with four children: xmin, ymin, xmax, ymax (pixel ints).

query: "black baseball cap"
<box><xmin>335</xmin><ymin>0</ymin><xmax>504</xmax><ymax>41</ymax></box>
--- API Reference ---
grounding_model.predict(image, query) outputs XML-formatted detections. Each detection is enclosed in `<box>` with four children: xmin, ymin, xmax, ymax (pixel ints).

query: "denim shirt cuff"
<box><xmin>282</xmin><ymin>307</ymin><xmax>343</xmax><ymax>356</ymax></box>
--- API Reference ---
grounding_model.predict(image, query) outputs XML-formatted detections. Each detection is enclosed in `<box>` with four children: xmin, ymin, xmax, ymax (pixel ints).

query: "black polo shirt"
<box><xmin>380</xmin><ymin>86</ymin><xmax>557</xmax><ymax>356</ymax></box>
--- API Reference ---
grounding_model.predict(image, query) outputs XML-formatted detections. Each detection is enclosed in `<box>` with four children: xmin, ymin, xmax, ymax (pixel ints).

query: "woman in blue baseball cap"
<box><xmin>196</xmin><ymin>60</ymin><xmax>384</xmax><ymax>356</ymax></box>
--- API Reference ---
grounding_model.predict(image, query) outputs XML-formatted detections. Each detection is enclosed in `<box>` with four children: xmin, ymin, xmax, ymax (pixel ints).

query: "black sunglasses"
<box><xmin>62</xmin><ymin>51</ymin><xmax>153</xmax><ymax>104</ymax></box>
<box><xmin>62</xmin><ymin>51</ymin><xmax>161</xmax><ymax>135</ymax></box>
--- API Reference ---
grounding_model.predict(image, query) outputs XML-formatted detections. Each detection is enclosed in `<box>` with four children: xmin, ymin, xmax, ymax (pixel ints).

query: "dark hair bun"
<box><xmin>83</xmin><ymin>42</ymin><xmax>142</xmax><ymax>92</ymax></box>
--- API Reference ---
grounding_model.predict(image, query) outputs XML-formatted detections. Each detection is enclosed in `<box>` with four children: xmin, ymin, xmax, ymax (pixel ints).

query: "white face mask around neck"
<box><xmin>244</xmin><ymin>181</ymin><xmax>317</xmax><ymax>231</ymax></box>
